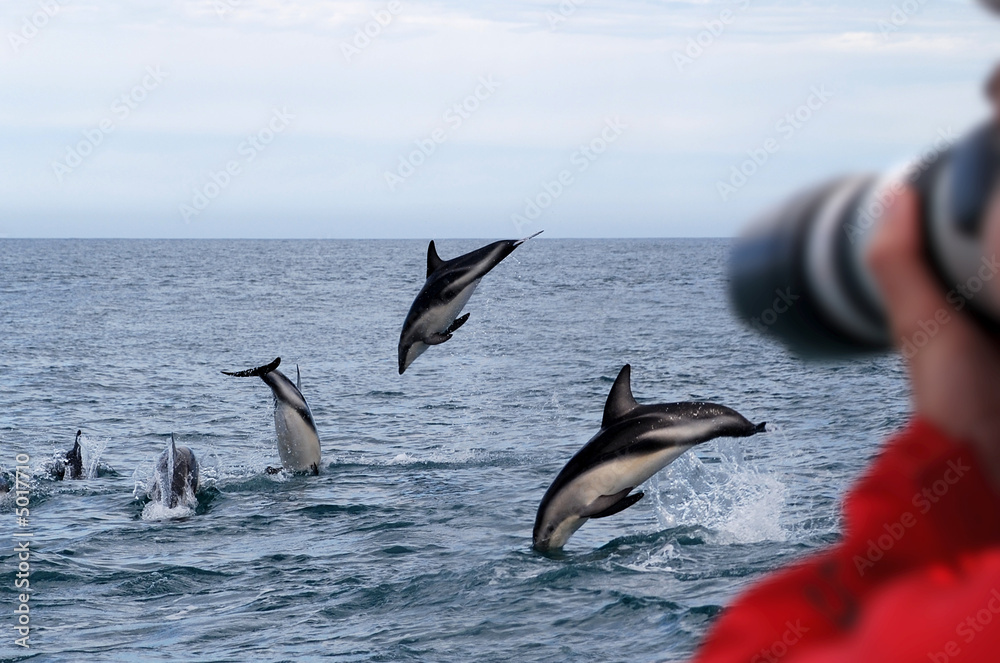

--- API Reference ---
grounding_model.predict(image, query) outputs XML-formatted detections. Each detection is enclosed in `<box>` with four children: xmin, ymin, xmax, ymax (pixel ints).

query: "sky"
<box><xmin>0</xmin><ymin>0</ymin><xmax>997</xmax><ymax>238</ymax></box>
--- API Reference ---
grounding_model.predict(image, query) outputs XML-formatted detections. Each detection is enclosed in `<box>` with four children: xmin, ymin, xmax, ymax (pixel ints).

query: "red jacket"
<box><xmin>693</xmin><ymin>419</ymin><xmax>1000</xmax><ymax>663</ymax></box>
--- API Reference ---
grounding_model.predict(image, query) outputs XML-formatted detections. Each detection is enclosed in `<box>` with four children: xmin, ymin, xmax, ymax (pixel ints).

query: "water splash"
<box><xmin>78</xmin><ymin>432</ymin><xmax>112</xmax><ymax>478</ymax></box>
<box><xmin>141</xmin><ymin>497</ymin><xmax>196</xmax><ymax>521</ymax></box>
<box><xmin>34</xmin><ymin>433</ymin><xmax>114</xmax><ymax>480</ymax></box>
<box><xmin>649</xmin><ymin>439</ymin><xmax>787</xmax><ymax>544</ymax></box>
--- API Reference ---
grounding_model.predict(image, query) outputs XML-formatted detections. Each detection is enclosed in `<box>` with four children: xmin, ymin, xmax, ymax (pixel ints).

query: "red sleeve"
<box><xmin>692</xmin><ymin>418</ymin><xmax>1000</xmax><ymax>663</ymax></box>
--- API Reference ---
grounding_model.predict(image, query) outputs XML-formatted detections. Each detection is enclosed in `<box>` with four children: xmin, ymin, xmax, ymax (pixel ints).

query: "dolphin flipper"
<box><xmin>447</xmin><ymin>313</ymin><xmax>470</xmax><ymax>334</ymax></box>
<box><xmin>222</xmin><ymin>357</ymin><xmax>281</xmax><ymax>377</ymax></box>
<box><xmin>584</xmin><ymin>490</ymin><xmax>645</xmax><ymax>519</ymax></box>
<box><xmin>424</xmin><ymin>332</ymin><xmax>453</xmax><ymax>345</ymax></box>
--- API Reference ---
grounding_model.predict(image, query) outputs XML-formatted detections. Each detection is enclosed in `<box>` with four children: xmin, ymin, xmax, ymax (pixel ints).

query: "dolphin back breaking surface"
<box><xmin>147</xmin><ymin>434</ymin><xmax>199</xmax><ymax>513</ymax></box>
<box><xmin>532</xmin><ymin>364</ymin><xmax>767</xmax><ymax>552</ymax></box>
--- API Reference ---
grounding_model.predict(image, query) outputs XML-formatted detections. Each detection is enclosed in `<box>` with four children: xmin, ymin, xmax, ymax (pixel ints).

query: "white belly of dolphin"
<box><xmin>422</xmin><ymin>279</ymin><xmax>480</xmax><ymax>334</ymax></box>
<box><xmin>274</xmin><ymin>404</ymin><xmax>321</xmax><ymax>472</ymax></box>
<box><xmin>574</xmin><ymin>445</ymin><xmax>694</xmax><ymax>513</ymax></box>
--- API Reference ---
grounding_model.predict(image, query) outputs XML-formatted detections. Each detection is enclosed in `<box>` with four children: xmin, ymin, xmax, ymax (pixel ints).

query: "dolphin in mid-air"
<box><xmin>222</xmin><ymin>357</ymin><xmax>322</xmax><ymax>475</ymax></box>
<box><xmin>148</xmin><ymin>434</ymin><xmax>199</xmax><ymax>509</ymax></box>
<box><xmin>397</xmin><ymin>232</ymin><xmax>543</xmax><ymax>375</ymax></box>
<box><xmin>532</xmin><ymin>365</ymin><xmax>766</xmax><ymax>552</ymax></box>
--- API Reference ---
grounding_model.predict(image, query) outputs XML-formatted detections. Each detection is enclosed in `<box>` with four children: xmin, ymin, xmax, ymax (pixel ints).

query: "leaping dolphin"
<box><xmin>397</xmin><ymin>231</ymin><xmax>542</xmax><ymax>375</ymax></box>
<box><xmin>52</xmin><ymin>430</ymin><xmax>84</xmax><ymax>480</ymax></box>
<box><xmin>222</xmin><ymin>357</ymin><xmax>322</xmax><ymax>475</ymax></box>
<box><xmin>148</xmin><ymin>434</ymin><xmax>199</xmax><ymax>509</ymax></box>
<box><xmin>532</xmin><ymin>365</ymin><xmax>767</xmax><ymax>552</ymax></box>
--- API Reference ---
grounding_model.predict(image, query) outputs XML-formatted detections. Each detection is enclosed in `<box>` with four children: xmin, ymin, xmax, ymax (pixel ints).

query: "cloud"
<box><xmin>0</xmin><ymin>0</ymin><xmax>995</xmax><ymax>237</ymax></box>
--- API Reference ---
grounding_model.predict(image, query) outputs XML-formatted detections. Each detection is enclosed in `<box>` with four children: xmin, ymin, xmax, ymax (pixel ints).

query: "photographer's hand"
<box><xmin>867</xmin><ymin>187</ymin><xmax>1000</xmax><ymax>488</ymax></box>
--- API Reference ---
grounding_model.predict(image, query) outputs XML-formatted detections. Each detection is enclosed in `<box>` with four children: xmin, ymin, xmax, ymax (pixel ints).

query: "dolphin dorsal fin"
<box><xmin>296</xmin><ymin>365</ymin><xmax>302</xmax><ymax>392</ymax></box>
<box><xmin>602</xmin><ymin>365</ymin><xmax>639</xmax><ymax>428</ymax></box>
<box><xmin>427</xmin><ymin>240</ymin><xmax>444</xmax><ymax>278</ymax></box>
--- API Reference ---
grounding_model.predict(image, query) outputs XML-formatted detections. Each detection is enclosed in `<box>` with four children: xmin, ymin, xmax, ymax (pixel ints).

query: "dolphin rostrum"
<box><xmin>397</xmin><ymin>231</ymin><xmax>542</xmax><ymax>374</ymax></box>
<box><xmin>148</xmin><ymin>434</ymin><xmax>199</xmax><ymax>509</ymax></box>
<box><xmin>532</xmin><ymin>365</ymin><xmax>767</xmax><ymax>552</ymax></box>
<box><xmin>222</xmin><ymin>357</ymin><xmax>322</xmax><ymax>475</ymax></box>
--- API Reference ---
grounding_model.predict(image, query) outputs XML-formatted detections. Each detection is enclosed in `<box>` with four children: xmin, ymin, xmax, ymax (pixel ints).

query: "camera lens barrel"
<box><xmin>729</xmin><ymin>122</ymin><xmax>1000</xmax><ymax>357</ymax></box>
<box><xmin>920</xmin><ymin>125</ymin><xmax>1000</xmax><ymax>335</ymax></box>
<box><xmin>728</xmin><ymin>176</ymin><xmax>890</xmax><ymax>356</ymax></box>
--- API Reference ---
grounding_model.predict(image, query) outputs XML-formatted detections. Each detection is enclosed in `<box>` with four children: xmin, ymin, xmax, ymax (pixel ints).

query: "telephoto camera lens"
<box><xmin>728</xmin><ymin>119</ymin><xmax>1000</xmax><ymax>357</ymax></box>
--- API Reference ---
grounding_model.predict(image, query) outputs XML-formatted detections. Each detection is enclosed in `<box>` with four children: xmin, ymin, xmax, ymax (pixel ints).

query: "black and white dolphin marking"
<box><xmin>397</xmin><ymin>232</ymin><xmax>542</xmax><ymax>374</ymax></box>
<box><xmin>52</xmin><ymin>430</ymin><xmax>84</xmax><ymax>480</ymax></box>
<box><xmin>222</xmin><ymin>357</ymin><xmax>321</xmax><ymax>475</ymax></box>
<box><xmin>532</xmin><ymin>365</ymin><xmax>766</xmax><ymax>552</ymax></box>
<box><xmin>148</xmin><ymin>434</ymin><xmax>199</xmax><ymax>510</ymax></box>
<box><xmin>66</xmin><ymin>430</ymin><xmax>84</xmax><ymax>479</ymax></box>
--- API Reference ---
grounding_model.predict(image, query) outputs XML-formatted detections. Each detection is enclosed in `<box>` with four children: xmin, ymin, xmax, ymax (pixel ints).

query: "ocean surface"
<box><xmin>0</xmin><ymin>239</ymin><xmax>911</xmax><ymax>662</ymax></box>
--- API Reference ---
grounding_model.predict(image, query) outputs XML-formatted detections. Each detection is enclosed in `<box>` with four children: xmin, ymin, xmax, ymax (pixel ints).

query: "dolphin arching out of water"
<box><xmin>148</xmin><ymin>434</ymin><xmax>199</xmax><ymax>510</ymax></box>
<box><xmin>532</xmin><ymin>365</ymin><xmax>767</xmax><ymax>552</ymax></box>
<box><xmin>65</xmin><ymin>430</ymin><xmax>83</xmax><ymax>479</ymax></box>
<box><xmin>222</xmin><ymin>357</ymin><xmax>322</xmax><ymax>475</ymax></box>
<box><xmin>397</xmin><ymin>232</ymin><xmax>542</xmax><ymax>375</ymax></box>
<box><xmin>52</xmin><ymin>430</ymin><xmax>84</xmax><ymax>480</ymax></box>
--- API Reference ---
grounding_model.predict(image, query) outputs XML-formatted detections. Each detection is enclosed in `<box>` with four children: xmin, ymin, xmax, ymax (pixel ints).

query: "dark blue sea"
<box><xmin>0</xmin><ymin>239</ymin><xmax>910</xmax><ymax>662</ymax></box>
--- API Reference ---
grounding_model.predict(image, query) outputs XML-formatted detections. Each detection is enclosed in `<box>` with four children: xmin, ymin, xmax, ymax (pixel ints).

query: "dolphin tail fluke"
<box><xmin>755</xmin><ymin>422</ymin><xmax>768</xmax><ymax>433</ymax></box>
<box><xmin>222</xmin><ymin>357</ymin><xmax>281</xmax><ymax>378</ymax></box>
<box><xmin>514</xmin><ymin>230</ymin><xmax>543</xmax><ymax>247</ymax></box>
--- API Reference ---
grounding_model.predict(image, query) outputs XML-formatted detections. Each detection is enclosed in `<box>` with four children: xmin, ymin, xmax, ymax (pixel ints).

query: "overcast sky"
<box><xmin>0</xmin><ymin>0</ymin><xmax>997</xmax><ymax>238</ymax></box>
